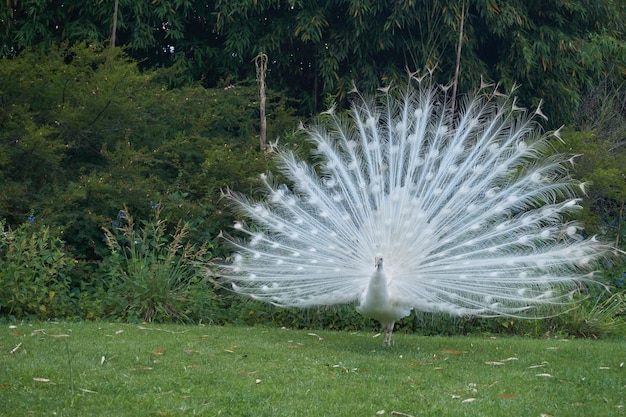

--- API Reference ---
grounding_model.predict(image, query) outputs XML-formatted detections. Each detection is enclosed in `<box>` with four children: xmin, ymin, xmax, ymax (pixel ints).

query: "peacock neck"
<box><xmin>363</xmin><ymin>258</ymin><xmax>389</xmax><ymax>303</ymax></box>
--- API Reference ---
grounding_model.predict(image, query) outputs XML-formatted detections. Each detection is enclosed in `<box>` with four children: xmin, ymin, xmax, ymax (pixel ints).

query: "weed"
<box><xmin>102</xmin><ymin>206</ymin><xmax>211</xmax><ymax>322</ymax></box>
<box><xmin>0</xmin><ymin>220</ymin><xmax>72</xmax><ymax>318</ymax></box>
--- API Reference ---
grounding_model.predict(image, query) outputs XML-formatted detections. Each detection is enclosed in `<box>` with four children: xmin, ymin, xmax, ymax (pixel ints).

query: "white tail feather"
<box><xmin>218</xmin><ymin>77</ymin><xmax>608</xmax><ymax>340</ymax></box>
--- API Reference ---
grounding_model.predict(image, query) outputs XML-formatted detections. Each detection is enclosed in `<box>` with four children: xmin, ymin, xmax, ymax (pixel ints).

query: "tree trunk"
<box><xmin>110</xmin><ymin>0</ymin><xmax>119</xmax><ymax>48</ymax></box>
<box><xmin>254</xmin><ymin>53</ymin><xmax>268</xmax><ymax>151</ymax></box>
<box><xmin>450</xmin><ymin>1</ymin><xmax>466</xmax><ymax>117</ymax></box>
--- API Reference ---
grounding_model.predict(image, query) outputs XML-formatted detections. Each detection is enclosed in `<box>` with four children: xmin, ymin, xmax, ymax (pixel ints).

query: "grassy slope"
<box><xmin>0</xmin><ymin>322</ymin><xmax>624</xmax><ymax>417</ymax></box>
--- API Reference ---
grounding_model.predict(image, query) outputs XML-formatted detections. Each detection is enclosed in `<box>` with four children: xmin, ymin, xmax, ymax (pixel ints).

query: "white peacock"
<box><xmin>218</xmin><ymin>76</ymin><xmax>607</xmax><ymax>346</ymax></box>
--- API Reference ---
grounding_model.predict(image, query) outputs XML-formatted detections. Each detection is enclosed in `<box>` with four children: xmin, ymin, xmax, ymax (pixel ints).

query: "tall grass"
<box><xmin>102</xmin><ymin>206</ymin><xmax>212</xmax><ymax>322</ymax></box>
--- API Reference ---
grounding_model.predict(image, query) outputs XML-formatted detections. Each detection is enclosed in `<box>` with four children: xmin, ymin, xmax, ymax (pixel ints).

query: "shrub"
<box><xmin>101</xmin><ymin>206</ymin><xmax>212</xmax><ymax>323</ymax></box>
<box><xmin>0</xmin><ymin>218</ymin><xmax>72</xmax><ymax>318</ymax></box>
<box><xmin>546</xmin><ymin>292</ymin><xmax>625</xmax><ymax>338</ymax></box>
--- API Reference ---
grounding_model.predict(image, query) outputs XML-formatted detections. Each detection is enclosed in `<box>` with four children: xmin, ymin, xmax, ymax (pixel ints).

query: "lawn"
<box><xmin>0</xmin><ymin>322</ymin><xmax>624</xmax><ymax>416</ymax></box>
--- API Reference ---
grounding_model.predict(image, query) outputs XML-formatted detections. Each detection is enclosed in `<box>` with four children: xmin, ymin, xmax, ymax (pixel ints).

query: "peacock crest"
<box><xmin>217</xmin><ymin>75</ymin><xmax>607</xmax><ymax>345</ymax></box>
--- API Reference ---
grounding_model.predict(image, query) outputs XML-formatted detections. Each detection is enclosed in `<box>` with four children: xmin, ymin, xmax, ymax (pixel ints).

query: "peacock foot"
<box><xmin>382</xmin><ymin>331</ymin><xmax>392</xmax><ymax>347</ymax></box>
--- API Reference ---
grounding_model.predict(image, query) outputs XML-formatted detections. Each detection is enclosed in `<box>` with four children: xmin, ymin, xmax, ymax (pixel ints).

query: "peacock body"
<box><xmin>219</xmin><ymin>77</ymin><xmax>606</xmax><ymax>345</ymax></box>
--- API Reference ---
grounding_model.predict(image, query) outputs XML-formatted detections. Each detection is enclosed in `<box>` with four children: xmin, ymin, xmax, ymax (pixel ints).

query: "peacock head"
<box><xmin>375</xmin><ymin>256</ymin><xmax>384</xmax><ymax>269</ymax></box>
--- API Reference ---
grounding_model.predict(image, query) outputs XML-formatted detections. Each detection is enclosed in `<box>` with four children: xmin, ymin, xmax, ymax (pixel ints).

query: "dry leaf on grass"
<box><xmin>536</xmin><ymin>373</ymin><xmax>553</xmax><ymax>377</ymax></box>
<box><xmin>33</xmin><ymin>378</ymin><xmax>50</xmax><ymax>383</ymax></box>
<box><xmin>391</xmin><ymin>411</ymin><xmax>415</xmax><ymax>417</ymax></box>
<box><xmin>461</xmin><ymin>398</ymin><xmax>477</xmax><ymax>403</ymax></box>
<box><xmin>150</xmin><ymin>349</ymin><xmax>165</xmax><ymax>356</ymax></box>
<box><xmin>330</xmin><ymin>364</ymin><xmax>362</xmax><ymax>374</ymax></box>
<box><xmin>10</xmin><ymin>343</ymin><xmax>22</xmax><ymax>354</ymax></box>
<box><xmin>441</xmin><ymin>349</ymin><xmax>465</xmax><ymax>355</ymax></box>
<box><xmin>485</xmin><ymin>361</ymin><xmax>505</xmax><ymax>365</ymax></box>
<box><xmin>78</xmin><ymin>387</ymin><xmax>97</xmax><ymax>393</ymax></box>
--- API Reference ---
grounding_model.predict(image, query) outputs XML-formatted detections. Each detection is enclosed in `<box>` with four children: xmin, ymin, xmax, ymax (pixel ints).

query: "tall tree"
<box><xmin>470</xmin><ymin>0</ymin><xmax>626</xmax><ymax>123</ymax></box>
<box><xmin>214</xmin><ymin>0</ymin><xmax>625</xmax><ymax>122</ymax></box>
<box><xmin>0</xmin><ymin>0</ymin><xmax>228</xmax><ymax>86</ymax></box>
<box><xmin>2</xmin><ymin>0</ymin><xmax>625</xmax><ymax>120</ymax></box>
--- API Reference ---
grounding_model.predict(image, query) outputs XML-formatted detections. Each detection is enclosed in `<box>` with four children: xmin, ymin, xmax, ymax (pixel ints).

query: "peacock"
<box><xmin>218</xmin><ymin>75</ymin><xmax>607</xmax><ymax>346</ymax></box>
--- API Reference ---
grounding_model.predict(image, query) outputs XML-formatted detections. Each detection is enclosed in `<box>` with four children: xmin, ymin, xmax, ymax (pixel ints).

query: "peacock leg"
<box><xmin>382</xmin><ymin>322</ymin><xmax>394</xmax><ymax>347</ymax></box>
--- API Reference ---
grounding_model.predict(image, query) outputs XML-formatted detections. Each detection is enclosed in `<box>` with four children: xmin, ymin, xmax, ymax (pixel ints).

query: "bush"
<box><xmin>101</xmin><ymin>206</ymin><xmax>213</xmax><ymax>323</ymax></box>
<box><xmin>0</xmin><ymin>218</ymin><xmax>73</xmax><ymax>318</ymax></box>
<box><xmin>557</xmin><ymin>292</ymin><xmax>626</xmax><ymax>338</ymax></box>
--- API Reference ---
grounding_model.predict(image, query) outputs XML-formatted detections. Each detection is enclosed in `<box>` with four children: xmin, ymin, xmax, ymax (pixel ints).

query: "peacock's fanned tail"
<box><xmin>218</xmin><ymin>77</ymin><xmax>607</xmax><ymax>318</ymax></box>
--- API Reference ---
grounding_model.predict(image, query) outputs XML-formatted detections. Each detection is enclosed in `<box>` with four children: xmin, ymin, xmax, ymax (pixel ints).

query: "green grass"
<box><xmin>1</xmin><ymin>323</ymin><xmax>624</xmax><ymax>417</ymax></box>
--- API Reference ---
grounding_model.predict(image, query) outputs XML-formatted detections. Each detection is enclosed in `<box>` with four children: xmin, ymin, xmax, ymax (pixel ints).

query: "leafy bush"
<box><xmin>558</xmin><ymin>292</ymin><xmax>626</xmax><ymax>338</ymax></box>
<box><xmin>101</xmin><ymin>207</ymin><xmax>212</xmax><ymax>323</ymax></box>
<box><xmin>0</xmin><ymin>219</ymin><xmax>72</xmax><ymax>318</ymax></box>
<box><xmin>0</xmin><ymin>45</ymin><xmax>303</xmax><ymax>262</ymax></box>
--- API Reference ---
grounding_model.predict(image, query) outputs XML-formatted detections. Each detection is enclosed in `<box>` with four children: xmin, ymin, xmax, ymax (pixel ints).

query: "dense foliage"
<box><xmin>0</xmin><ymin>3</ymin><xmax>624</xmax><ymax>335</ymax></box>
<box><xmin>0</xmin><ymin>44</ymin><xmax>298</xmax><ymax>259</ymax></box>
<box><xmin>2</xmin><ymin>1</ymin><xmax>625</xmax><ymax>122</ymax></box>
